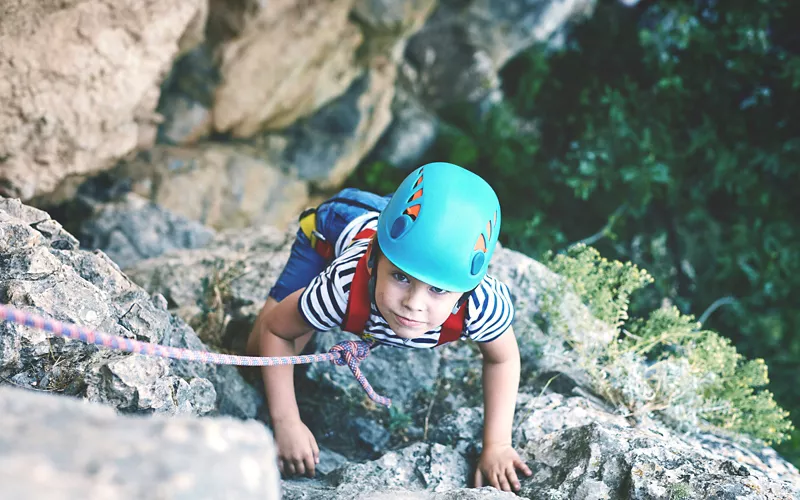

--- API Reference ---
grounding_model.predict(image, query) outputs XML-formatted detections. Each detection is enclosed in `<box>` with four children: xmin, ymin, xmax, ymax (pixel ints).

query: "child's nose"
<box><xmin>402</xmin><ymin>287</ymin><xmax>425</xmax><ymax>311</ymax></box>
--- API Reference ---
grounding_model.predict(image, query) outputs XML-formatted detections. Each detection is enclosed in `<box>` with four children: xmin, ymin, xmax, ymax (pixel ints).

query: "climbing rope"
<box><xmin>0</xmin><ymin>303</ymin><xmax>391</xmax><ymax>407</ymax></box>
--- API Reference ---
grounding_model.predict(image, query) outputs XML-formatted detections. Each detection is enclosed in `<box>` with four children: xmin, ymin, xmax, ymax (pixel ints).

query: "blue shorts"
<box><xmin>268</xmin><ymin>188</ymin><xmax>392</xmax><ymax>302</ymax></box>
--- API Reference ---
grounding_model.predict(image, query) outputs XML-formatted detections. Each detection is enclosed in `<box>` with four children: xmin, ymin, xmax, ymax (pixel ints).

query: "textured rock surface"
<box><xmin>65</xmin><ymin>144</ymin><xmax>310</xmax><ymax>235</ymax></box>
<box><xmin>402</xmin><ymin>0</ymin><xmax>596</xmax><ymax>109</ymax></box>
<box><xmin>281</xmin><ymin>443</ymin><xmax>516</xmax><ymax>499</ymax></box>
<box><xmin>277</xmin><ymin>61</ymin><xmax>398</xmax><ymax>188</ymax></box>
<box><xmin>0</xmin><ymin>0</ymin><xmax>207</xmax><ymax>200</ymax></box>
<box><xmin>3</xmin><ymin>197</ymin><xmax>800</xmax><ymax>498</ymax></box>
<box><xmin>124</xmin><ymin>223</ymin><xmax>295</xmax><ymax>351</ymax></box>
<box><xmin>0</xmin><ymin>385</ymin><xmax>279</xmax><ymax>500</ymax></box>
<box><xmin>519</xmin><ymin>422</ymin><xmax>799</xmax><ymax>499</ymax></box>
<box><xmin>213</xmin><ymin>0</ymin><xmax>363</xmax><ymax>136</ymax></box>
<box><xmin>0</xmin><ymin>196</ymin><xmax>260</xmax><ymax>418</ymax></box>
<box><xmin>79</xmin><ymin>192</ymin><xmax>215</xmax><ymax>270</ymax></box>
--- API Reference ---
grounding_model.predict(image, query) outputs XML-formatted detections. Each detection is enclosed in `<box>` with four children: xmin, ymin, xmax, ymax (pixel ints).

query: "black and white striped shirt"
<box><xmin>299</xmin><ymin>213</ymin><xmax>515</xmax><ymax>348</ymax></box>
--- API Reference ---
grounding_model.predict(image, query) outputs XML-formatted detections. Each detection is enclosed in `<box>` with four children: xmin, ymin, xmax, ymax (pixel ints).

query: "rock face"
<box><xmin>2</xmin><ymin>196</ymin><xmax>799</xmax><ymax>498</ymax></box>
<box><xmin>80</xmin><ymin>192</ymin><xmax>216</xmax><ymax>270</ymax></box>
<box><xmin>212</xmin><ymin>0</ymin><xmax>364</xmax><ymax>137</ymax></box>
<box><xmin>402</xmin><ymin>0</ymin><xmax>596</xmax><ymax>110</ymax></box>
<box><xmin>93</xmin><ymin>144</ymin><xmax>310</xmax><ymax>233</ymax></box>
<box><xmin>2</xmin><ymin>0</ymin><xmax>603</xmax><ymax>226</ymax></box>
<box><xmin>0</xmin><ymin>0</ymin><xmax>208</xmax><ymax>200</ymax></box>
<box><xmin>0</xmin><ymin>385</ymin><xmax>280</xmax><ymax>500</ymax></box>
<box><xmin>0</xmin><ymin>196</ymin><xmax>260</xmax><ymax>418</ymax></box>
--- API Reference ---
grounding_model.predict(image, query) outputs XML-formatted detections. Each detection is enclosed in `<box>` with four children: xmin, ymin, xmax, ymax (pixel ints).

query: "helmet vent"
<box><xmin>403</xmin><ymin>204</ymin><xmax>421</xmax><ymax>220</ymax></box>
<box><xmin>469</xmin><ymin>213</ymin><xmax>498</xmax><ymax>275</ymax></box>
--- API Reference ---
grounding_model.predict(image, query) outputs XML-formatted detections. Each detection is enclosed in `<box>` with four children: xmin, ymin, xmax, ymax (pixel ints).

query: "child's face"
<box><xmin>372</xmin><ymin>254</ymin><xmax>463</xmax><ymax>339</ymax></box>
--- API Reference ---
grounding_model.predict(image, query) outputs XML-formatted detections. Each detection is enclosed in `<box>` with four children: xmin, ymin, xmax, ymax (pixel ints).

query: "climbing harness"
<box><xmin>0</xmin><ymin>303</ymin><xmax>391</xmax><ymax>407</ymax></box>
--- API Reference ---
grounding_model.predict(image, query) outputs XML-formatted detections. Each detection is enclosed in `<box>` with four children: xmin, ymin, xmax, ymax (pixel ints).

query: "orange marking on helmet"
<box><xmin>409</xmin><ymin>188</ymin><xmax>423</xmax><ymax>202</ymax></box>
<box><xmin>486</xmin><ymin>221</ymin><xmax>492</xmax><ymax>240</ymax></box>
<box><xmin>414</xmin><ymin>175</ymin><xmax>423</xmax><ymax>188</ymax></box>
<box><xmin>493</xmin><ymin>211</ymin><xmax>497</xmax><ymax>226</ymax></box>
<box><xmin>474</xmin><ymin>234</ymin><xmax>487</xmax><ymax>253</ymax></box>
<box><xmin>405</xmin><ymin>204</ymin><xmax>421</xmax><ymax>218</ymax></box>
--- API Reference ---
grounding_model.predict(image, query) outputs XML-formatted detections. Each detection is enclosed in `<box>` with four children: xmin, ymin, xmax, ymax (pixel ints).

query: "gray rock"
<box><xmin>429</xmin><ymin>407</ymin><xmax>484</xmax><ymax>457</ymax></box>
<box><xmin>402</xmin><ymin>0</ymin><xmax>597</xmax><ymax>110</ymax></box>
<box><xmin>0</xmin><ymin>385</ymin><xmax>279</xmax><ymax>500</ymax></box>
<box><xmin>354</xmin><ymin>416</ymin><xmax>392</xmax><ymax>452</ymax></box>
<box><xmin>520</xmin><ymin>422</ymin><xmax>800</xmax><ymax>500</ymax></box>
<box><xmin>156</xmin><ymin>43</ymin><xmax>218</xmax><ymax>145</ymax></box>
<box><xmin>276</xmin><ymin>62</ymin><xmax>396</xmax><ymax>189</ymax></box>
<box><xmin>125</xmin><ymin>223</ymin><xmax>295</xmax><ymax>350</ymax></box>
<box><xmin>281</xmin><ymin>442</ymin><xmax>518</xmax><ymax>499</ymax></box>
<box><xmin>368</xmin><ymin>88</ymin><xmax>440</xmax><ymax>169</ymax></box>
<box><xmin>317</xmin><ymin>447</ymin><xmax>351</xmax><ymax>476</ymax></box>
<box><xmin>329</xmin><ymin>442</ymin><xmax>471</xmax><ymax>492</ymax></box>
<box><xmin>0</xmin><ymin>196</ymin><xmax>261</xmax><ymax>419</ymax></box>
<box><xmin>80</xmin><ymin>192</ymin><xmax>215</xmax><ymax>269</ymax></box>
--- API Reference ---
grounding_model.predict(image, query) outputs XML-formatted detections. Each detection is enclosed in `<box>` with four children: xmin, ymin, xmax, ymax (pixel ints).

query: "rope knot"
<box><xmin>329</xmin><ymin>340</ymin><xmax>371</xmax><ymax>366</ymax></box>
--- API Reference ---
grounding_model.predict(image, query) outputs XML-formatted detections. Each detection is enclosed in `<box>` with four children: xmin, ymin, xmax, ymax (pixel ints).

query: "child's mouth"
<box><xmin>394</xmin><ymin>314</ymin><xmax>423</xmax><ymax>328</ymax></box>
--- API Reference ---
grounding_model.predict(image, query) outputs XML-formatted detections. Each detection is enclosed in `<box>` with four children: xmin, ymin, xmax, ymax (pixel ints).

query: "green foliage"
<box><xmin>545</xmin><ymin>244</ymin><xmax>654</xmax><ymax>328</ymax></box>
<box><xmin>544</xmin><ymin>245</ymin><xmax>793</xmax><ymax>444</ymax></box>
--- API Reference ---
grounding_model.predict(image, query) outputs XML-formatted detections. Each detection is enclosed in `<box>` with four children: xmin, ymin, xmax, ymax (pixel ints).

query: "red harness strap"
<box><xmin>341</xmin><ymin>230</ymin><xmax>467</xmax><ymax>346</ymax></box>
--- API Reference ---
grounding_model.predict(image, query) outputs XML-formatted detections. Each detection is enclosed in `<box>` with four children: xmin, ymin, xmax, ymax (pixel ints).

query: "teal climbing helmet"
<box><xmin>376</xmin><ymin>162</ymin><xmax>502</xmax><ymax>292</ymax></box>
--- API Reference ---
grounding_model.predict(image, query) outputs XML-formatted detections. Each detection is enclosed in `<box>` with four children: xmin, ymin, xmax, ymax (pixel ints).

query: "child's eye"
<box><xmin>392</xmin><ymin>272</ymin><xmax>409</xmax><ymax>283</ymax></box>
<box><xmin>430</xmin><ymin>286</ymin><xmax>447</xmax><ymax>295</ymax></box>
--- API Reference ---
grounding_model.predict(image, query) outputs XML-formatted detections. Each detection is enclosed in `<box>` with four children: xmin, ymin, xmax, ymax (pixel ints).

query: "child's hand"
<box><xmin>474</xmin><ymin>443</ymin><xmax>532</xmax><ymax>492</ymax></box>
<box><xmin>273</xmin><ymin>418</ymin><xmax>320</xmax><ymax>478</ymax></box>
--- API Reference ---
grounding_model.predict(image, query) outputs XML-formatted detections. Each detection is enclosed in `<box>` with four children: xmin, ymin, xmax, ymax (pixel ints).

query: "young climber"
<box><xmin>246</xmin><ymin>162</ymin><xmax>532</xmax><ymax>492</ymax></box>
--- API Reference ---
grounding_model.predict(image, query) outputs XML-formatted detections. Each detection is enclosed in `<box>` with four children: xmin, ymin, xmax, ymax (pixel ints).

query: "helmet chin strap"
<box><xmin>367</xmin><ymin>240</ymin><xmax>378</xmax><ymax>305</ymax></box>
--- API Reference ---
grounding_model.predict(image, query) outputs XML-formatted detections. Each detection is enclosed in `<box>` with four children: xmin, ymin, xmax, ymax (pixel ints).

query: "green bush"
<box><xmin>544</xmin><ymin>244</ymin><xmax>793</xmax><ymax>444</ymax></box>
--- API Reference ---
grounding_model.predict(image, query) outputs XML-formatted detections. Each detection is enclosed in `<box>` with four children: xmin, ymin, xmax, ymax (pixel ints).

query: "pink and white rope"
<box><xmin>0</xmin><ymin>303</ymin><xmax>391</xmax><ymax>407</ymax></box>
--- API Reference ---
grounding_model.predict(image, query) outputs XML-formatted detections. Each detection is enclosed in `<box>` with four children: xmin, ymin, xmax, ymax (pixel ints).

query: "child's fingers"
<box><xmin>312</xmin><ymin>440</ymin><xmax>320</xmax><ymax>464</ymax></box>
<box><xmin>514</xmin><ymin>456</ymin><xmax>533</xmax><ymax>476</ymax></box>
<box><xmin>303</xmin><ymin>455</ymin><xmax>316</xmax><ymax>478</ymax></box>
<box><xmin>495</xmin><ymin>471</ymin><xmax>511</xmax><ymax>492</ymax></box>
<box><xmin>473</xmin><ymin>469</ymin><xmax>484</xmax><ymax>488</ymax></box>
<box><xmin>293</xmin><ymin>460</ymin><xmax>306</xmax><ymax>477</ymax></box>
<box><xmin>505</xmin><ymin>468</ymin><xmax>521</xmax><ymax>491</ymax></box>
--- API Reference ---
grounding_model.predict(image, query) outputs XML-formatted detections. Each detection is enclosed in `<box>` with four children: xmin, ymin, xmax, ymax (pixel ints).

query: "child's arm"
<box><xmin>252</xmin><ymin>289</ymin><xmax>319</xmax><ymax>477</ymax></box>
<box><xmin>474</xmin><ymin>326</ymin><xmax>532</xmax><ymax>492</ymax></box>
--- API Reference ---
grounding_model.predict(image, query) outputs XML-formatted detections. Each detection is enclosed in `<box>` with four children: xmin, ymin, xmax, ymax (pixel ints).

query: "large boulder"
<box><xmin>275</xmin><ymin>61</ymin><xmax>398</xmax><ymax>188</ymax></box>
<box><xmin>402</xmin><ymin>0</ymin><xmax>596</xmax><ymax>110</ymax></box>
<box><xmin>79</xmin><ymin>192</ymin><xmax>216</xmax><ymax>270</ymax></box>
<box><xmin>0</xmin><ymin>385</ymin><xmax>280</xmax><ymax>499</ymax></box>
<box><xmin>211</xmin><ymin>0</ymin><xmax>364</xmax><ymax>137</ymax></box>
<box><xmin>0</xmin><ymin>196</ymin><xmax>261</xmax><ymax>418</ymax></box>
<box><xmin>89</xmin><ymin>144</ymin><xmax>309</xmax><ymax>233</ymax></box>
<box><xmin>0</xmin><ymin>0</ymin><xmax>207</xmax><ymax>200</ymax></box>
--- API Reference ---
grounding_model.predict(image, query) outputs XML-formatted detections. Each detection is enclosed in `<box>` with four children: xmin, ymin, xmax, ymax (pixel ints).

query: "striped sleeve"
<box><xmin>464</xmin><ymin>275</ymin><xmax>515</xmax><ymax>342</ymax></box>
<box><xmin>298</xmin><ymin>244</ymin><xmax>364</xmax><ymax>331</ymax></box>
